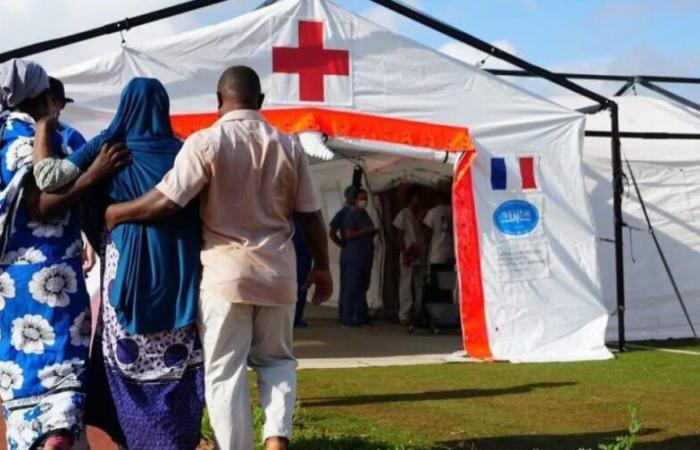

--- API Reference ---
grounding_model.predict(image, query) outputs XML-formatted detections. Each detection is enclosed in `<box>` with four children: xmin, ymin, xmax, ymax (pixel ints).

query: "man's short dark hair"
<box><xmin>217</xmin><ymin>66</ymin><xmax>261</xmax><ymax>106</ymax></box>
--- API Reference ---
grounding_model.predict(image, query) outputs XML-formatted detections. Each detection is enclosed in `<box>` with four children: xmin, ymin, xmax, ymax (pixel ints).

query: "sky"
<box><xmin>1</xmin><ymin>0</ymin><xmax>699</xmax><ymax>101</ymax></box>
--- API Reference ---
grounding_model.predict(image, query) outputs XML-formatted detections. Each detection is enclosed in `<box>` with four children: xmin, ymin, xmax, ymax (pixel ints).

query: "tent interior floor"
<box><xmin>294</xmin><ymin>304</ymin><xmax>463</xmax><ymax>368</ymax></box>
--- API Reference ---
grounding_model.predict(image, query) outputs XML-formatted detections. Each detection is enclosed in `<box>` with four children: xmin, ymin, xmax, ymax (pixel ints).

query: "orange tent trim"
<box><xmin>170</xmin><ymin>108</ymin><xmax>475</xmax><ymax>153</ymax></box>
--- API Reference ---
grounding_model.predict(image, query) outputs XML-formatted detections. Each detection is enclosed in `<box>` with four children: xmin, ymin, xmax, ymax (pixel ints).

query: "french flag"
<box><xmin>491</xmin><ymin>156</ymin><xmax>538</xmax><ymax>191</ymax></box>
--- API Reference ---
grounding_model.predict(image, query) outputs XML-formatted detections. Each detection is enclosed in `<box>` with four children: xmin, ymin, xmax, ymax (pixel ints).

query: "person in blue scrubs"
<box><xmin>329</xmin><ymin>185</ymin><xmax>358</xmax><ymax>322</ymax></box>
<box><xmin>341</xmin><ymin>189</ymin><xmax>377</xmax><ymax>326</ymax></box>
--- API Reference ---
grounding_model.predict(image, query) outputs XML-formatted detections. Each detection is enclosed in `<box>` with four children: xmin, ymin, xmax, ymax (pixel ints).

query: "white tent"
<box><xmin>52</xmin><ymin>0</ymin><xmax>612</xmax><ymax>362</ymax></box>
<box><xmin>556</xmin><ymin>95</ymin><xmax>700</xmax><ymax>340</ymax></box>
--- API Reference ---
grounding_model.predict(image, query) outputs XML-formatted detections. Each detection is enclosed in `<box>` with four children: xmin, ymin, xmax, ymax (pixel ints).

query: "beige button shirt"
<box><xmin>156</xmin><ymin>109</ymin><xmax>320</xmax><ymax>305</ymax></box>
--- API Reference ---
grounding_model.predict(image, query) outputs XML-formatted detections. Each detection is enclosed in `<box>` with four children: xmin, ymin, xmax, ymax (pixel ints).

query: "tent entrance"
<box><xmin>309</xmin><ymin>144</ymin><xmax>460</xmax><ymax>324</ymax></box>
<box><xmin>376</xmin><ymin>184</ymin><xmax>453</xmax><ymax>321</ymax></box>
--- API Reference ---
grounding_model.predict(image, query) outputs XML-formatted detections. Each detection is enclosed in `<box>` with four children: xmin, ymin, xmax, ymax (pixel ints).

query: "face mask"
<box><xmin>357</xmin><ymin>200</ymin><xmax>368</xmax><ymax>209</ymax></box>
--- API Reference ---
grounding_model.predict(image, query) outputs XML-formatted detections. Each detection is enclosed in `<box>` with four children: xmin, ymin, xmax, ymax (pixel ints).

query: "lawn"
<box><xmin>203</xmin><ymin>339</ymin><xmax>700</xmax><ymax>450</ymax></box>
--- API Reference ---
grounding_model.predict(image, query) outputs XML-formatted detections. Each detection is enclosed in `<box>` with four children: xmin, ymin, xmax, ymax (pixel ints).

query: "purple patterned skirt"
<box><xmin>86</xmin><ymin>242</ymin><xmax>204</xmax><ymax>450</ymax></box>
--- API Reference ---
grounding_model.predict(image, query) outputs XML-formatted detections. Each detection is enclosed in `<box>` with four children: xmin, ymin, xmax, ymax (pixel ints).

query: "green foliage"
<box><xmin>201</xmin><ymin>409</ymin><xmax>213</xmax><ymax>442</ymax></box>
<box><xmin>595</xmin><ymin>407</ymin><xmax>642</xmax><ymax>450</ymax></box>
<box><xmin>575</xmin><ymin>407</ymin><xmax>643</xmax><ymax>450</ymax></box>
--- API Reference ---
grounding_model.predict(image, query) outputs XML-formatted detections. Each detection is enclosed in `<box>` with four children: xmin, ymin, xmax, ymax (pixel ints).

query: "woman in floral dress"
<box><xmin>0</xmin><ymin>59</ymin><xmax>125</xmax><ymax>450</ymax></box>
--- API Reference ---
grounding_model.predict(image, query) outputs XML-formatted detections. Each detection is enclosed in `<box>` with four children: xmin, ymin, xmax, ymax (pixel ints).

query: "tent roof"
<box><xmin>553</xmin><ymin>95</ymin><xmax>700</xmax><ymax>163</ymax></box>
<box><xmin>54</xmin><ymin>0</ymin><xmax>580</xmax><ymax>151</ymax></box>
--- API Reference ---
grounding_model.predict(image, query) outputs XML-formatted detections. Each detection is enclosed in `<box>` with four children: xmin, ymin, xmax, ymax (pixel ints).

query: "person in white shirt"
<box><xmin>423</xmin><ymin>189</ymin><xmax>455</xmax><ymax>268</ymax></box>
<box><xmin>104</xmin><ymin>66</ymin><xmax>332</xmax><ymax>450</ymax></box>
<box><xmin>392</xmin><ymin>185</ymin><xmax>425</xmax><ymax>325</ymax></box>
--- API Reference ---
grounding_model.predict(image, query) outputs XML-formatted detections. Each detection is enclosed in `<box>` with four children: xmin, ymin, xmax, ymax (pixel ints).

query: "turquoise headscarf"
<box><xmin>81</xmin><ymin>78</ymin><xmax>201</xmax><ymax>335</ymax></box>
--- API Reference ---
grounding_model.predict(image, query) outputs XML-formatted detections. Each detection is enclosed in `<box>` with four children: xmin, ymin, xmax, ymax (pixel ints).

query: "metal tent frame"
<box><xmin>488</xmin><ymin>69</ymin><xmax>700</xmax><ymax>115</ymax></box>
<box><xmin>6</xmin><ymin>0</ymin><xmax>696</xmax><ymax>350</ymax></box>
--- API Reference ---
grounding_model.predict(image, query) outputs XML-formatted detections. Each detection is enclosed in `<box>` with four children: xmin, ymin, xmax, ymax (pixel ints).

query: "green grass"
<box><xmin>202</xmin><ymin>339</ymin><xmax>700</xmax><ymax>450</ymax></box>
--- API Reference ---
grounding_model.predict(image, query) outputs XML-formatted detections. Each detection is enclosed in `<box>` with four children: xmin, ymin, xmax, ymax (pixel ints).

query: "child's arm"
<box><xmin>33</xmin><ymin>119</ymin><xmax>106</xmax><ymax>192</ymax></box>
<box><xmin>33</xmin><ymin>118</ymin><xmax>81</xmax><ymax>192</ymax></box>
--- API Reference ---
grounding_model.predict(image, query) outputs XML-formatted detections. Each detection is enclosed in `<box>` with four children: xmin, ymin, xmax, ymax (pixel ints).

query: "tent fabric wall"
<box><xmin>49</xmin><ymin>0</ymin><xmax>611</xmax><ymax>362</ymax></box>
<box><xmin>464</xmin><ymin>121</ymin><xmax>611</xmax><ymax>362</ymax></box>
<box><xmin>556</xmin><ymin>95</ymin><xmax>700</xmax><ymax>340</ymax></box>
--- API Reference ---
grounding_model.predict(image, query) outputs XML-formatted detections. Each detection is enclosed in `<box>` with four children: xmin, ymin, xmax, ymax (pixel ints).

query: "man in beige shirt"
<box><xmin>105</xmin><ymin>66</ymin><xmax>332</xmax><ymax>450</ymax></box>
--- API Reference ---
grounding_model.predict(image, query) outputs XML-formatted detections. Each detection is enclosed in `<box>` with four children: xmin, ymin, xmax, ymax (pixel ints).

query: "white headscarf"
<box><xmin>0</xmin><ymin>59</ymin><xmax>49</xmax><ymax>112</ymax></box>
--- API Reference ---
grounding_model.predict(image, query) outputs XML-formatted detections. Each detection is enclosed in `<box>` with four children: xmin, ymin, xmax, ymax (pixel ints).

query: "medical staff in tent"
<box><xmin>341</xmin><ymin>188</ymin><xmax>376</xmax><ymax>326</ymax></box>
<box><xmin>423</xmin><ymin>185</ymin><xmax>455</xmax><ymax>270</ymax></box>
<box><xmin>393</xmin><ymin>185</ymin><xmax>426</xmax><ymax>325</ymax></box>
<box><xmin>423</xmin><ymin>184</ymin><xmax>456</xmax><ymax>305</ymax></box>
<box><xmin>329</xmin><ymin>185</ymin><xmax>358</xmax><ymax>321</ymax></box>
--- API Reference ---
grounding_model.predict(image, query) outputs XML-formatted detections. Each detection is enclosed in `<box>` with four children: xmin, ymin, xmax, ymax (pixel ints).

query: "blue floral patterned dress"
<box><xmin>0</xmin><ymin>112</ymin><xmax>90</xmax><ymax>450</ymax></box>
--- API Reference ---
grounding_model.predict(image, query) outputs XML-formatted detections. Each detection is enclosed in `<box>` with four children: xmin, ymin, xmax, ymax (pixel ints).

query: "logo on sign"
<box><xmin>493</xmin><ymin>200</ymin><xmax>539</xmax><ymax>236</ymax></box>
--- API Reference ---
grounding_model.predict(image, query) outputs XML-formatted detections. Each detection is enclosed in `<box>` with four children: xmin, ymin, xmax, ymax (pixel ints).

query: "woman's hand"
<box><xmin>84</xmin><ymin>141</ymin><xmax>130</xmax><ymax>183</ymax></box>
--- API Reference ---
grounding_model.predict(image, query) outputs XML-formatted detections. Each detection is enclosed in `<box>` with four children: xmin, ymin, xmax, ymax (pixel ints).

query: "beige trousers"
<box><xmin>197</xmin><ymin>291</ymin><xmax>297</xmax><ymax>450</ymax></box>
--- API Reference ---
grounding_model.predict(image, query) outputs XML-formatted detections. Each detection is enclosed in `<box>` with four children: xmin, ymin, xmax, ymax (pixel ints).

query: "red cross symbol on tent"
<box><xmin>272</xmin><ymin>20</ymin><xmax>350</xmax><ymax>102</ymax></box>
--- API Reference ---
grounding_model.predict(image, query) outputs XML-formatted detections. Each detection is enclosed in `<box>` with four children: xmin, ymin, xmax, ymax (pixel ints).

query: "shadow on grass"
<box><xmin>304</xmin><ymin>382</ymin><xmax>575</xmax><ymax>408</ymax></box>
<box><xmin>438</xmin><ymin>429</ymin><xmax>700</xmax><ymax>450</ymax></box>
<box><xmin>291</xmin><ymin>436</ymin><xmax>416</xmax><ymax>449</ymax></box>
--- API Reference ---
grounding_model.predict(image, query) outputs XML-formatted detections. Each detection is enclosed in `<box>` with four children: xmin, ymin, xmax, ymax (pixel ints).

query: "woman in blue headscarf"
<box><xmin>33</xmin><ymin>78</ymin><xmax>204</xmax><ymax>450</ymax></box>
<box><xmin>0</xmin><ymin>58</ymin><xmax>127</xmax><ymax>450</ymax></box>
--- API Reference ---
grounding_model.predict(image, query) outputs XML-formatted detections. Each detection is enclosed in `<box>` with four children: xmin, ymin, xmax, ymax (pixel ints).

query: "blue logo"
<box><xmin>493</xmin><ymin>200</ymin><xmax>539</xmax><ymax>236</ymax></box>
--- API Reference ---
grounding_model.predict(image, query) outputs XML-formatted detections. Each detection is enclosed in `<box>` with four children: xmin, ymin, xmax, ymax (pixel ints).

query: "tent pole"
<box><xmin>613</xmin><ymin>79</ymin><xmax>636</xmax><ymax>97</ymax></box>
<box><xmin>367</xmin><ymin>0</ymin><xmax>610</xmax><ymax>107</ymax></box>
<box><xmin>586</xmin><ymin>131</ymin><xmax>700</xmax><ymax>139</ymax></box>
<box><xmin>0</xmin><ymin>0</ymin><xmax>232</xmax><ymax>62</ymax></box>
<box><xmin>488</xmin><ymin>69</ymin><xmax>700</xmax><ymax>85</ymax></box>
<box><xmin>610</xmin><ymin>102</ymin><xmax>626</xmax><ymax>352</ymax></box>
<box><xmin>637</xmin><ymin>80</ymin><xmax>700</xmax><ymax>113</ymax></box>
